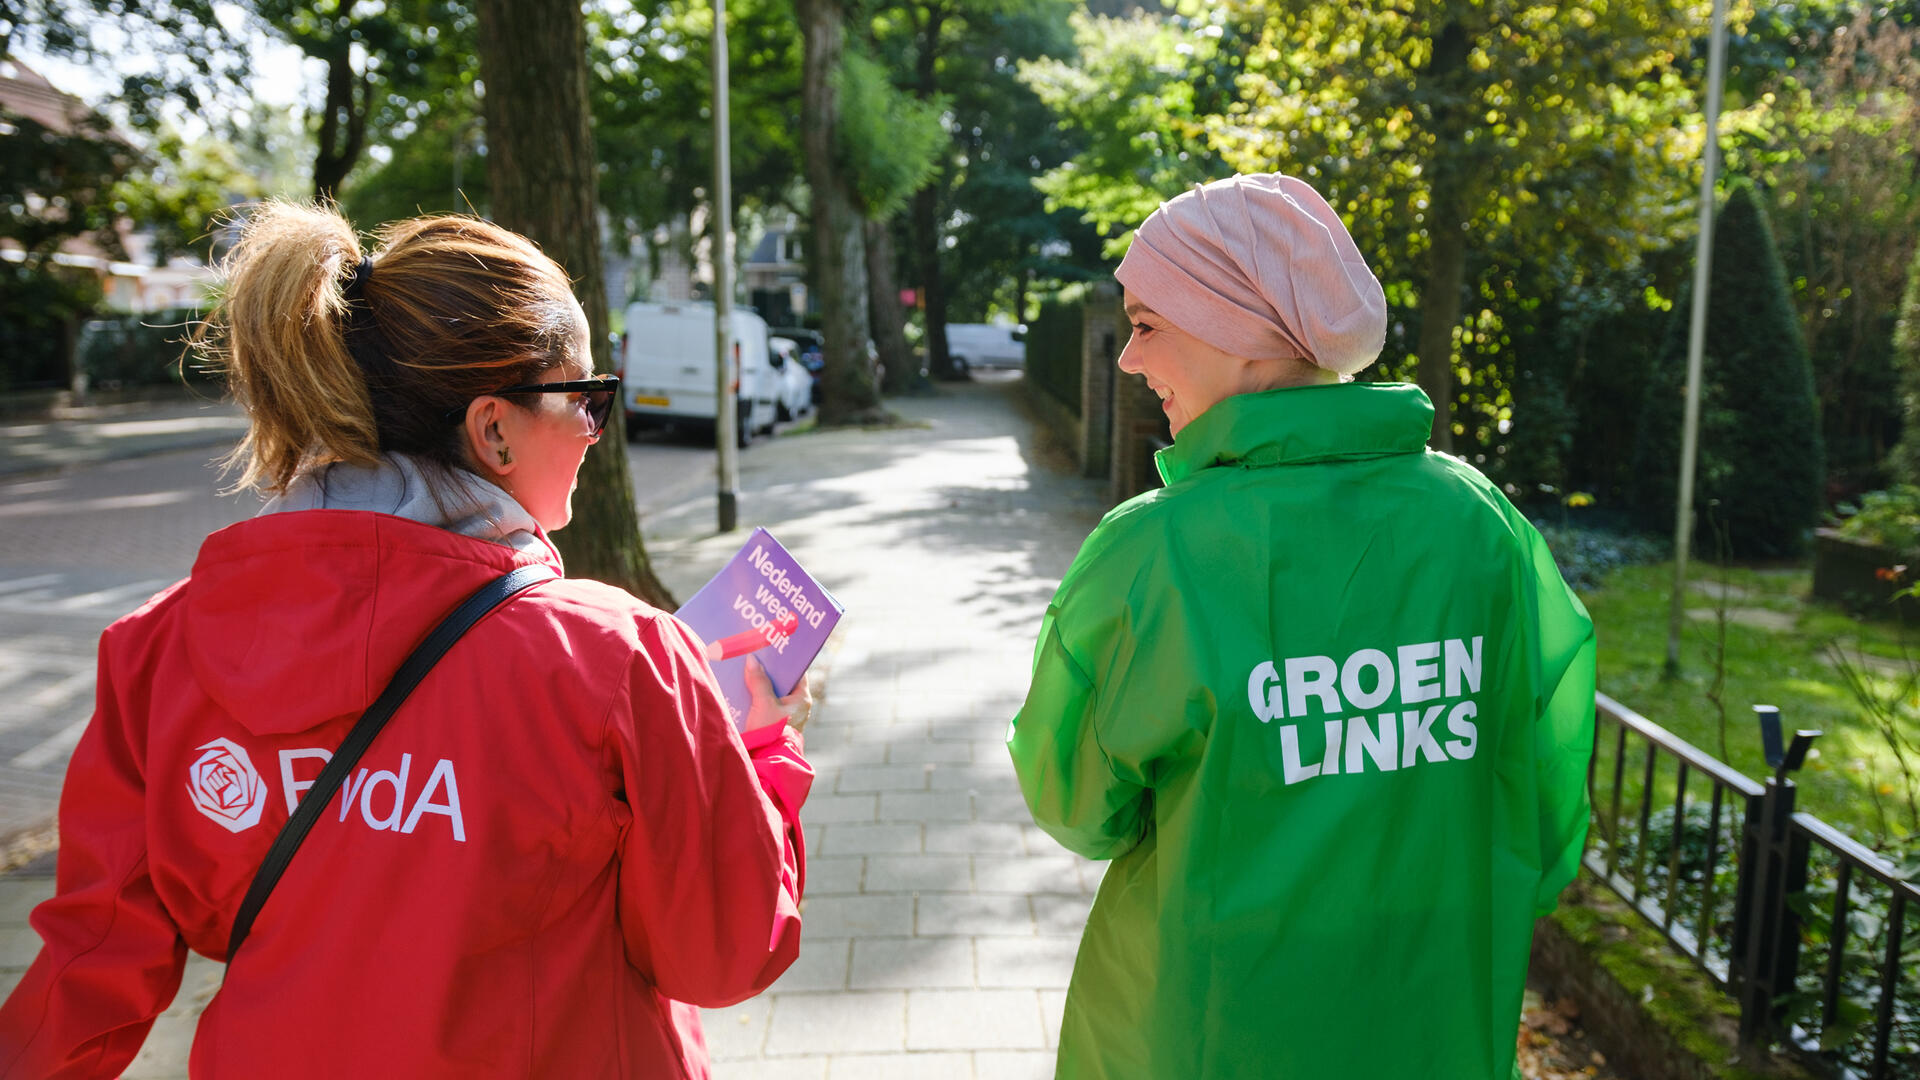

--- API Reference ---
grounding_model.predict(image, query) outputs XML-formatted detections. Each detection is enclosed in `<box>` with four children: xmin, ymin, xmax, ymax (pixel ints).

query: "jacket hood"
<box><xmin>182</xmin><ymin>510</ymin><xmax>561</xmax><ymax>736</ymax></box>
<box><xmin>1155</xmin><ymin>382</ymin><xmax>1434</xmax><ymax>485</ymax></box>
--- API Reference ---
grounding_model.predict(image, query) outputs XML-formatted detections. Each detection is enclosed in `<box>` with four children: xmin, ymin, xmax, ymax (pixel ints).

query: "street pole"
<box><xmin>1665</xmin><ymin>0</ymin><xmax>1729</xmax><ymax>678</ymax></box>
<box><xmin>712</xmin><ymin>0</ymin><xmax>738</xmax><ymax>532</ymax></box>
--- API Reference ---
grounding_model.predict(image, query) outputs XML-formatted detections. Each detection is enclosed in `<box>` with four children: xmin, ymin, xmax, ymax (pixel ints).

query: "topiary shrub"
<box><xmin>1025</xmin><ymin>285</ymin><xmax>1086</xmax><ymax>415</ymax></box>
<box><xmin>1630</xmin><ymin>180</ymin><xmax>1825</xmax><ymax>557</ymax></box>
<box><xmin>1887</xmin><ymin>244</ymin><xmax>1920</xmax><ymax>487</ymax></box>
<box><xmin>74</xmin><ymin>307</ymin><xmax>212</xmax><ymax>389</ymax></box>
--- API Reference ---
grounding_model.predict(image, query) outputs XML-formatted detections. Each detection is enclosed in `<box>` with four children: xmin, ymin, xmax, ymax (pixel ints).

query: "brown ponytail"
<box><xmin>200</xmin><ymin>201</ymin><xmax>583</xmax><ymax>494</ymax></box>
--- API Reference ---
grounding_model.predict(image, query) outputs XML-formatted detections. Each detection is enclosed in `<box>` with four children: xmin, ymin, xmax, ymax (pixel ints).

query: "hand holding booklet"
<box><xmin>675</xmin><ymin>528</ymin><xmax>846</xmax><ymax>729</ymax></box>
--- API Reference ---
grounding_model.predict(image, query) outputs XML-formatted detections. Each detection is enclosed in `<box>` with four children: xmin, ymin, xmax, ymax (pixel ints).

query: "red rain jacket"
<box><xmin>0</xmin><ymin>510</ymin><xmax>811</xmax><ymax>1078</ymax></box>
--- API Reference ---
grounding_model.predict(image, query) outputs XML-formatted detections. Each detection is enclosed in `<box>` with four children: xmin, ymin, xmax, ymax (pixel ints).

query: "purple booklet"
<box><xmin>675</xmin><ymin>528</ymin><xmax>846</xmax><ymax>729</ymax></box>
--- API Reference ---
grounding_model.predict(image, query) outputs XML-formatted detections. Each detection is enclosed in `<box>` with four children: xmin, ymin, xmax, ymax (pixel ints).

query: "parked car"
<box><xmin>769</xmin><ymin>327</ymin><xmax>825</xmax><ymax>404</ymax></box>
<box><xmin>617</xmin><ymin>301</ymin><xmax>779</xmax><ymax>446</ymax></box>
<box><xmin>945</xmin><ymin>322</ymin><xmax>1026</xmax><ymax>372</ymax></box>
<box><xmin>768</xmin><ymin>336</ymin><xmax>815</xmax><ymax>422</ymax></box>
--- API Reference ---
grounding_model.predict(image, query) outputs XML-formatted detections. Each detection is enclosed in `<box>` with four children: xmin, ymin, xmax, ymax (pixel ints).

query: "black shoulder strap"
<box><xmin>225</xmin><ymin>562</ymin><xmax>557</xmax><ymax>961</ymax></box>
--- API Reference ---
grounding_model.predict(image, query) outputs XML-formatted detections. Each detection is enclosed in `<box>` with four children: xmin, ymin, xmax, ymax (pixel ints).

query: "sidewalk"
<box><xmin>0</xmin><ymin>377</ymin><xmax>1115</xmax><ymax>1078</ymax></box>
<box><xmin>0</xmin><ymin>392</ymin><xmax>249</xmax><ymax>478</ymax></box>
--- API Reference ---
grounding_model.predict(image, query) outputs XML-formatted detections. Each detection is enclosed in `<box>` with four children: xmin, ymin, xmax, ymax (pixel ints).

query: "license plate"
<box><xmin>633</xmin><ymin>395</ymin><xmax>670</xmax><ymax>407</ymax></box>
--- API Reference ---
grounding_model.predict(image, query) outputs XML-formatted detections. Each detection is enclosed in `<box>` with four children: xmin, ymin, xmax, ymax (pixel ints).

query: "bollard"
<box><xmin>1736</xmin><ymin>705</ymin><xmax>1821</xmax><ymax>1053</ymax></box>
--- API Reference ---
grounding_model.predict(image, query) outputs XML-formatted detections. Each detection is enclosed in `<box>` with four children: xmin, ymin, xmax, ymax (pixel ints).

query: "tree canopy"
<box><xmin>24</xmin><ymin>0</ymin><xmax>1920</xmax><ymax>519</ymax></box>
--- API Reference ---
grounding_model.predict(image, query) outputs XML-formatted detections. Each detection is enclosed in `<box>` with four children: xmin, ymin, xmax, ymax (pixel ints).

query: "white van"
<box><xmin>618</xmin><ymin>301</ymin><xmax>780</xmax><ymax>444</ymax></box>
<box><xmin>944</xmin><ymin>322</ymin><xmax>1026</xmax><ymax>372</ymax></box>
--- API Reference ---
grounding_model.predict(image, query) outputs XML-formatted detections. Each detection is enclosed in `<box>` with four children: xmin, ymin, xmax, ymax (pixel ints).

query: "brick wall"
<box><xmin>1079</xmin><ymin>283</ymin><xmax>1119</xmax><ymax>482</ymax></box>
<box><xmin>1105</xmin><ymin>288</ymin><xmax>1169</xmax><ymax>504</ymax></box>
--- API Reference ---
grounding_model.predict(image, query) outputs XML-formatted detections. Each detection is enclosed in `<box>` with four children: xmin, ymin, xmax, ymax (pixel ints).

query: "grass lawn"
<box><xmin>1581</xmin><ymin>560</ymin><xmax>1920</xmax><ymax>847</ymax></box>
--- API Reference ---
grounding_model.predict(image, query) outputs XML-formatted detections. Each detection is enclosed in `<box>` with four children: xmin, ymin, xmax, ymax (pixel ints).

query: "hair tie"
<box><xmin>339</xmin><ymin>255</ymin><xmax>392</xmax><ymax>381</ymax></box>
<box><xmin>344</xmin><ymin>255</ymin><xmax>374</xmax><ymax>299</ymax></box>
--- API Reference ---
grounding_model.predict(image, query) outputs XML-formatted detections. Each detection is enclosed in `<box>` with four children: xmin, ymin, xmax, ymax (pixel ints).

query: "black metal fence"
<box><xmin>1585</xmin><ymin>693</ymin><xmax>1919</xmax><ymax>1078</ymax></box>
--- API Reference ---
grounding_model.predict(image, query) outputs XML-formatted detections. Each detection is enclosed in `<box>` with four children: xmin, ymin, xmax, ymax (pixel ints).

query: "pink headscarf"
<box><xmin>1114</xmin><ymin>173</ymin><xmax>1388</xmax><ymax>377</ymax></box>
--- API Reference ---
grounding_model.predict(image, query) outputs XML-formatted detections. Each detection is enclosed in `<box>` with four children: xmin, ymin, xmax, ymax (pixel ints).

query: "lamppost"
<box><xmin>711</xmin><ymin>0</ymin><xmax>738</xmax><ymax>531</ymax></box>
<box><xmin>1665</xmin><ymin>0</ymin><xmax>1730</xmax><ymax>677</ymax></box>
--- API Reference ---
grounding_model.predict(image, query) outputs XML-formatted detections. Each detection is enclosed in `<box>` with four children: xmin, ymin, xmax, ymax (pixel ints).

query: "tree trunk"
<box><xmin>475</xmin><ymin>0</ymin><xmax>674</xmax><ymax>608</ymax></box>
<box><xmin>313</xmin><ymin>39</ymin><xmax>367</xmax><ymax>201</ymax></box>
<box><xmin>1416</xmin><ymin>20</ymin><xmax>1473</xmax><ymax>452</ymax></box>
<box><xmin>910</xmin><ymin>5</ymin><xmax>957</xmax><ymax>381</ymax></box>
<box><xmin>799</xmin><ymin>0</ymin><xmax>882</xmax><ymax>424</ymax></box>
<box><xmin>914</xmin><ymin>182</ymin><xmax>957</xmax><ymax>380</ymax></box>
<box><xmin>1417</xmin><ymin>166</ymin><xmax>1466</xmax><ymax>452</ymax></box>
<box><xmin>867</xmin><ymin>217</ymin><xmax>922</xmax><ymax>395</ymax></box>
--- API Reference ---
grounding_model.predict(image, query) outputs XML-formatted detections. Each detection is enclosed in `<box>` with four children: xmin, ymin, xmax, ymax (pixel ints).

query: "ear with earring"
<box><xmin>497</xmin><ymin>447</ymin><xmax>513</xmax><ymax>466</ymax></box>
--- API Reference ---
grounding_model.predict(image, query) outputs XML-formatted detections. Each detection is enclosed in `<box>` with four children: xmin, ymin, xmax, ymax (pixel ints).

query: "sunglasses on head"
<box><xmin>445</xmin><ymin>374</ymin><xmax>621</xmax><ymax>438</ymax></box>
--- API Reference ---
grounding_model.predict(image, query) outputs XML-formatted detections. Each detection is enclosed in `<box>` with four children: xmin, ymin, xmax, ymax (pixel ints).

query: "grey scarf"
<box><xmin>261</xmin><ymin>453</ymin><xmax>553</xmax><ymax>562</ymax></box>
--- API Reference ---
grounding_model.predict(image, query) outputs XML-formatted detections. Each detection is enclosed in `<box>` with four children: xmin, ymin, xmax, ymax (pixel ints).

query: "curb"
<box><xmin>1529</xmin><ymin>880</ymin><xmax>1818</xmax><ymax>1080</ymax></box>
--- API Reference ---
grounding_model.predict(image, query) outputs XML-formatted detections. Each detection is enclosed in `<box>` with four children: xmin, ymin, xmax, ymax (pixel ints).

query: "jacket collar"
<box><xmin>1155</xmin><ymin>382</ymin><xmax>1436</xmax><ymax>485</ymax></box>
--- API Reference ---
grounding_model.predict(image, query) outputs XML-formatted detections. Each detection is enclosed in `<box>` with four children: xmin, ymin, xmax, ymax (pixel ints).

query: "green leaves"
<box><xmin>1018</xmin><ymin>11</ymin><xmax>1219</xmax><ymax>258</ymax></box>
<box><xmin>834</xmin><ymin>46</ymin><xmax>945</xmax><ymax>219</ymax></box>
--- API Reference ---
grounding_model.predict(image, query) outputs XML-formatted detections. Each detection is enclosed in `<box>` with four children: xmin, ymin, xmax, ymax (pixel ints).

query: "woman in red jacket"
<box><xmin>0</xmin><ymin>202</ymin><xmax>812</xmax><ymax>1078</ymax></box>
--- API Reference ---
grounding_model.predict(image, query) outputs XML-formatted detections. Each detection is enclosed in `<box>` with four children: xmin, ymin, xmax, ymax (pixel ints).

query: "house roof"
<box><xmin>0</xmin><ymin>57</ymin><xmax>122</xmax><ymax>141</ymax></box>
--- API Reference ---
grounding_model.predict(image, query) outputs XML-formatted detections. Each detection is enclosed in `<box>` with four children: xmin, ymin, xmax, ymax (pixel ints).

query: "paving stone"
<box><xmin>764</xmin><ymin>991</ymin><xmax>906</xmax><ymax>1055</ymax></box>
<box><xmin>838</xmin><ymin>721</ymin><xmax>905</xmax><ymax>745</ymax></box>
<box><xmin>878</xmin><ymin>791</ymin><xmax>973</xmax><ymax>824</ymax></box>
<box><xmin>820</xmin><ymin>824</ymin><xmax>922</xmax><ymax>857</ymax></box>
<box><xmin>819</xmin><ymin>698</ymin><xmax>896</xmax><ymax>725</ymax></box>
<box><xmin>968</xmin><ymin>788</ymin><xmax>1034</xmax><ymax>823</ymax></box>
<box><xmin>806</xmin><ymin>857</ymin><xmax>865</xmax><ymax>896</ymax></box>
<box><xmin>862</xmin><ymin>854</ymin><xmax>970</xmax><ymax>894</ymax></box>
<box><xmin>971</xmin><ymin>855</ymin><xmax>1084</xmax><ymax>896</ymax></box>
<box><xmin>850</xmin><ymin>937</ymin><xmax>974</xmax><ymax>990</ymax></box>
<box><xmin>924</xmin><ymin>822</ymin><xmax>1025</xmax><ymax>856</ymax></box>
<box><xmin>1029</xmin><ymin>893</ymin><xmax>1095</xmax><ymax>937</ymax></box>
<box><xmin>826</xmin><ymin>1052</ymin><xmax>972</xmax><ymax>1080</ymax></box>
<box><xmin>971</xmin><ymin>740</ymin><xmax>1010</xmax><ymax>765</ymax></box>
<box><xmin>0</xmin><ymin>878</ymin><xmax>53</xmax><ymax>924</ymax></box>
<box><xmin>905</xmin><ymin>990</ymin><xmax>1045</xmax><ymax>1051</ymax></box>
<box><xmin>806</xmin><ymin>742</ymin><xmax>889</xmax><ymax>767</ymax></box>
<box><xmin>801</xmin><ymin>895</ymin><xmax>913</xmax><ymax>938</ymax></box>
<box><xmin>928</xmin><ymin>720</ymin><xmax>1011</xmax><ymax>743</ymax></box>
<box><xmin>886</xmin><ymin>740</ymin><xmax>973</xmax><ymax>765</ymax></box>
<box><xmin>926</xmin><ymin>764</ymin><xmax>1004</xmax><ymax>793</ymax></box>
<box><xmin>120</xmin><ymin>1019</ymin><xmax>194</xmax><ymax>1079</ymax></box>
<box><xmin>805</xmin><ymin>794</ymin><xmax>880</xmax><ymax>824</ymax></box>
<box><xmin>818</xmin><ymin>678</ymin><xmax>894</xmax><ymax>698</ymax></box>
<box><xmin>820</xmin><ymin>684</ymin><xmax>896</xmax><ymax>704</ymax></box>
<box><xmin>721</xmin><ymin>1060</ymin><xmax>830</xmax><ymax>1080</ymax></box>
<box><xmin>1040</xmin><ymin>990</ymin><xmax>1068</xmax><ymax>1049</ymax></box>
<box><xmin>1017</xmin><ymin>824</ymin><xmax>1055</xmax><ymax>855</ymax></box>
<box><xmin>772</xmin><ymin>938</ymin><xmax>851</xmax><ymax>992</ymax></box>
<box><xmin>702</xmin><ymin>1000</ymin><xmax>770</xmax><ymax>1060</ymax></box>
<box><xmin>891</xmin><ymin>697</ymin><xmax>975</xmax><ymax>726</ymax></box>
<box><xmin>835</xmin><ymin>765</ymin><xmax>933</xmax><ymax>794</ymax></box>
<box><xmin>917</xmin><ymin>894</ymin><xmax>1033</xmax><ymax>937</ymax></box>
<box><xmin>975</xmin><ymin>936</ymin><xmax>1077</xmax><ymax>989</ymax></box>
<box><xmin>974</xmin><ymin>1050</ymin><xmax>1056</xmax><ymax>1078</ymax></box>
<box><xmin>0</xmin><ymin>925</ymin><xmax>44</xmax><ymax>969</ymax></box>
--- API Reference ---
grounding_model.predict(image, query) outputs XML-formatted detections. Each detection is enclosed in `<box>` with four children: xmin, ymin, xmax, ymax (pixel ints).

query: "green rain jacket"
<box><xmin>1008</xmin><ymin>383</ymin><xmax>1595</xmax><ymax>1080</ymax></box>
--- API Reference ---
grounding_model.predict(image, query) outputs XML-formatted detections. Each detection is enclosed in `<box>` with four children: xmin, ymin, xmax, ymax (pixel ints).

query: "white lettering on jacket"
<box><xmin>1250</xmin><ymin>636</ymin><xmax>1486</xmax><ymax>787</ymax></box>
<box><xmin>277</xmin><ymin>748</ymin><xmax>468</xmax><ymax>842</ymax></box>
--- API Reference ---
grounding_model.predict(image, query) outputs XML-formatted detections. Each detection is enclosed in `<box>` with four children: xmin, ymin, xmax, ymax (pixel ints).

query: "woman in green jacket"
<box><xmin>1007</xmin><ymin>173</ymin><xmax>1596</xmax><ymax>1079</ymax></box>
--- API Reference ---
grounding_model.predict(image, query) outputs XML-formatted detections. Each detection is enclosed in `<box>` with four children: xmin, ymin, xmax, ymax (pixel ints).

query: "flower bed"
<box><xmin>1810</xmin><ymin>528</ymin><xmax>1920</xmax><ymax>621</ymax></box>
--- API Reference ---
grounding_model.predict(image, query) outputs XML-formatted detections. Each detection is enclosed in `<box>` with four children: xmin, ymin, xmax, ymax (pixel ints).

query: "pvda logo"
<box><xmin>186</xmin><ymin>737</ymin><xmax>268</xmax><ymax>833</ymax></box>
